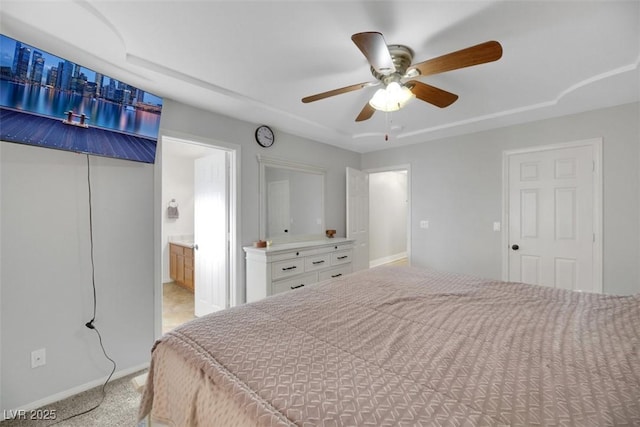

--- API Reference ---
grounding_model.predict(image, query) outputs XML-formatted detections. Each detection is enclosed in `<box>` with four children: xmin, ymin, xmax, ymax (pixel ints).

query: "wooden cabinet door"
<box><xmin>184</xmin><ymin>248</ymin><xmax>194</xmax><ymax>291</ymax></box>
<box><xmin>170</xmin><ymin>251</ymin><xmax>177</xmax><ymax>281</ymax></box>
<box><xmin>169</xmin><ymin>243</ymin><xmax>195</xmax><ymax>291</ymax></box>
<box><xmin>170</xmin><ymin>243</ymin><xmax>183</xmax><ymax>281</ymax></box>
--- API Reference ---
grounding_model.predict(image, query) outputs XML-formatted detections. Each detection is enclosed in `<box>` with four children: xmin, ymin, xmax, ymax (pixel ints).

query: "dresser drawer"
<box><xmin>331</xmin><ymin>250</ymin><xmax>352</xmax><ymax>266</ymax></box>
<box><xmin>270</xmin><ymin>250</ymin><xmax>304</xmax><ymax>262</ymax></box>
<box><xmin>272</xmin><ymin>258</ymin><xmax>305</xmax><ymax>280</ymax></box>
<box><xmin>305</xmin><ymin>254</ymin><xmax>331</xmax><ymax>271</ymax></box>
<box><xmin>272</xmin><ymin>273</ymin><xmax>318</xmax><ymax>295</ymax></box>
<box><xmin>244</xmin><ymin>239</ymin><xmax>355</xmax><ymax>303</ymax></box>
<box><xmin>319</xmin><ymin>265</ymin><xmax>352</xmax><ymax>281</ymax></box>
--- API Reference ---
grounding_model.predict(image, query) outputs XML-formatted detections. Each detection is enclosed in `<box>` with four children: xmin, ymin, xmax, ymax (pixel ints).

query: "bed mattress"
<box><xmin>139</xmin><ymin>266</ymin><xmax>640</xmax><ymax>426</ymax></box>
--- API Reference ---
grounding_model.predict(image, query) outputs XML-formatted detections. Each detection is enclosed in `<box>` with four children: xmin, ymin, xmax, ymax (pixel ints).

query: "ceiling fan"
<box><xmin>301</xmin><ymin>32</ymin><xmax>503</xmax><ymax>122</ymax></box>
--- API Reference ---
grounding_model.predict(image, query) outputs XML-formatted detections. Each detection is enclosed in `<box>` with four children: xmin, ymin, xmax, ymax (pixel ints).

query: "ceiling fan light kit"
<box><xmin>369</xmin><ymin>82</ymin><xmax>415</xmax><ymax>112</ymax></box>
<box><xmin>301</xmin><ymin>32</ymin><xmax>503</xmax><ymax>122</ymax></box>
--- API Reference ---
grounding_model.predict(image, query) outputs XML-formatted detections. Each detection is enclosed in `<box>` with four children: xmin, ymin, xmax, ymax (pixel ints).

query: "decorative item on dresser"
<box><xmin>244</xmin><ymin>238</ymin><xmax>354</xmax><ymax>303</ymax></box>
<box><xmin>169</xmin><ymin>242</ymin><xmax>194</xmax><ymax>292</ymax></box>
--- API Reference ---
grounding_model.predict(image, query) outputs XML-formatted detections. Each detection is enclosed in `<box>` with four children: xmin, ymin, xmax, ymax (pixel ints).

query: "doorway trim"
<box><xmin>364</xmin><ymin>164</ymin><xmax>412</xmax><ymax>267</ymax></box>
<box><xmin>501</xmin><ymin>138</ymin><xmax>603</xmax><ymax>291</ymax></box>
<box><xmin>155</xmin><ymin>130</ymin><xmax>241</xmax><ymax>338</ymax></box>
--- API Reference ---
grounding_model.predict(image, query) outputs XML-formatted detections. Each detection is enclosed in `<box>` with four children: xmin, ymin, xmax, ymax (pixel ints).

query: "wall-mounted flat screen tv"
<box><xmin>0</xmin><ymin>34</ymin><xmax>162</xmax><ymax>163</ymax></box>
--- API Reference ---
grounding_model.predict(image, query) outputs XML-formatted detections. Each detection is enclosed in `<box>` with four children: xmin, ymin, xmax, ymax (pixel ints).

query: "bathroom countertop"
<box><xmin>170</xmin><ymin>240</ymin><xmax>195</xmax><ymax>249</ymax></box>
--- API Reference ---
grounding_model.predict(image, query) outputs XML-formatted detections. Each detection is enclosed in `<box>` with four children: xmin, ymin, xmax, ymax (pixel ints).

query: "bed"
<box><xmin>139</xmin><ymin>266</ymin><xmax>640</xmax><ymax>426</ymax></box>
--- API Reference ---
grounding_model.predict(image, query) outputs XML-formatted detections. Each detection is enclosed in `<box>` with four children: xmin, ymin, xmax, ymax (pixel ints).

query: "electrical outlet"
<box><xmin>420</xmin><ymin>220</ymin><xmax>429</xmax><ymax>229</ymax></box>
<box><xmin>31</xmin><ymin>348</ymin><xmax>46</xmax><ymax>368</ymax></box>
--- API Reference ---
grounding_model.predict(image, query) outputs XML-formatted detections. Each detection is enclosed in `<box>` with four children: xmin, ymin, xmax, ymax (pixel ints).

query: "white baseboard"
<box><xmin>10</xmin><ymin>362</ymin><xmax>149</xmax><ymax>414</ymax></box>
<box><xmin>369</xmin><ymin>252</ymin><xmax>408</xmax><ymax>268</ymax></box>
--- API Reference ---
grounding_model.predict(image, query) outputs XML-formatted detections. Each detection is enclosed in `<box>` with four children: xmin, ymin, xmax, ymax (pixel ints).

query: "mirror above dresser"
<box><xmin>247</xmin><ymin>156</ymin><xmax>354</xmax><ymax>303</ymax></box>
<box><xmin>258</xmin><ymin>156</ymin><xmax>326</xmax><ymax>243</ymax></box>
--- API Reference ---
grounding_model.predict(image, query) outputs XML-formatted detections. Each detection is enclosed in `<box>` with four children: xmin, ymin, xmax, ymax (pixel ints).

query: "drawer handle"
<box><xmin>290</xmin><ymin>284</ymin><xmax>305</xmax><ymax>289</ymax></box>
<box><xmin>337</xmin><ymin>256</ymin><xmax>348</xmax><ymax>260</ymax></box>
<box><xmin>331</xmin><ymin>273</ymin><xmax>343</xmax><ymax>278</ymax></box>
<box><xmin>282</xmin><ymin>266</ymin><xmax>298</xmax><ymax>271</ymax></box>
<box><xmin>312</xmin><ymin>260</ymin><xmax>325</xmax><ymax>265</ymax></box>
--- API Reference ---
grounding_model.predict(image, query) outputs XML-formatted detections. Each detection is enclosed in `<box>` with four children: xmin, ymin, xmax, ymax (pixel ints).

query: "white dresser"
<box><xmin>244</xmin><ymin>238</ymin><xmax>355</xmax><ymax>303</ymax></box>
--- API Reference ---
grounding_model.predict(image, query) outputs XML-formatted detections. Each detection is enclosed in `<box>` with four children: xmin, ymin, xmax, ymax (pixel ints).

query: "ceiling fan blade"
<box><xmin>406</xmin><ymin>80</ymin><xmax>458</xmax><ymax>108</ymax></box>
<box><xmin>351</xmin><ymin>32</ymin><xmax>396</xmax><ymax>75</ymax></box>
<box><xmin>301</xmin><ymin>82</ymin><xmax>373</xmax><ymax>103</ymax></box>
<box><xmin>355</xmin><ymin>103</ymin><xmax>375</xmax><ymax>122</ymax></box>
<box><xmin>411</xmin><ymin>40</ymin><xmax>502</xmax><ymax>77</ymax></box>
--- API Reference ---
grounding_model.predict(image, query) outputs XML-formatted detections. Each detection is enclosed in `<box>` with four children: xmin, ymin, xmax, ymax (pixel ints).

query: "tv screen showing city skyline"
<box><xmin>0</xmin><ymin>34</ymin><xmax>162</xmax><ymax>163</ymax></box>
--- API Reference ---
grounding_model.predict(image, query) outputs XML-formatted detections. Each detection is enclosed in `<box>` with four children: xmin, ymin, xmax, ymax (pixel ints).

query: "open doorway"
<box><xmin>368</xmin><ymin>168</ymin><xmax>410</xmax><ymax>267</ymax></box>
<box><xmin>347</xmin><ymin>165</ymin><xmax>411</xmax><ymax>271</ymax></box>
<box><xmin>159</xmin><ymin>136</ymin><xmax>237</xmax><ymax>334</ymax></box>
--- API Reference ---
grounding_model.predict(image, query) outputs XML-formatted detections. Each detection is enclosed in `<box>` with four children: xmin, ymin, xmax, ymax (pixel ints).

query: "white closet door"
<box><xmin>507</xmin><ymin>143</ymin><xmax>599</xmax><ymax>292</ymax></box>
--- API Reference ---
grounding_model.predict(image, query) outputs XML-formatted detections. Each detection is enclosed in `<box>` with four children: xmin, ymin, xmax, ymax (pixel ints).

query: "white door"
<box><xmin>194</xmin><ymin>150</ymin><xmax>228</xmax><ymax>316</ymax></box>
<box><xmin>346</xmin><ymin>167</ymin><xmax>369</xmax><ymax>272</ymax></box>
<box><xmin>267</xmin><ymin>180</ymin><xmax>290</xmax><ymax>238</ymax></box>
<box><xmin>506</xmin><ymin>142</ymin><xmax>601</xmax><ymax>292</ymax></box>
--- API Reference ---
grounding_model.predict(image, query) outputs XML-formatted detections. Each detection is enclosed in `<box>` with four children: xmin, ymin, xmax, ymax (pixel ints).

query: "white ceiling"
<box><xmin>1</xmin><ymin>1</ymin><xmax>638</xmax><ymax>153</ymax></box>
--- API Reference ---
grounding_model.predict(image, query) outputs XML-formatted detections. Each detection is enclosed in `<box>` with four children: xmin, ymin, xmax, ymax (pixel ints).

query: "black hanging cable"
<box><xmin>48</xmin><ymin>154</ymin><xmax>117</xmax><ymax>425</ymax></box>
<box><xmin>86</xmin><ymin>153</ymin><xmax>97</xmax><ymax>330</ymax></box>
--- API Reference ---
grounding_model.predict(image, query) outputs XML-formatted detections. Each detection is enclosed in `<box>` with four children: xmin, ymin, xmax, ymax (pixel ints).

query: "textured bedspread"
<box><xmin>140</xmin><ymin>266</ymin><xmax>640</xmax><ymax>426</ymax></box>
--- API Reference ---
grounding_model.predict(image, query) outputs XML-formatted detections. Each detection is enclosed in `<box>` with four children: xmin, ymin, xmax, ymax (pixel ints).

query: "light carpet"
<box><xmin>1</xmin><ymin>370</ymin><xmax>146</xmax><ymax>427</ymax></box>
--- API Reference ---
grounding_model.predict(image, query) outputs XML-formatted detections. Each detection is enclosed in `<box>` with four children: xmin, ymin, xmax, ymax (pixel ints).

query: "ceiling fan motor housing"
<box><xmin>370</xmin><ymin>44</ymin><xmax>415</xmax><ymax>84</ymax></box>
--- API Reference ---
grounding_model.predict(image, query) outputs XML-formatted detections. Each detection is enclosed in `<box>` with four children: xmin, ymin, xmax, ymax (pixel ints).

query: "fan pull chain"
<box><xmin>385</xmin><ymin>111</ymin><xmax>391</xmax><ymax>141</ymax></box>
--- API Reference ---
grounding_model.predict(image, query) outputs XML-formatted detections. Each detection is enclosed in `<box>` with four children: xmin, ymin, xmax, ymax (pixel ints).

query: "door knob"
<box><xmin>511</xmin><ymin>244</ymin><xmax>519</xmax><ymax>250</ymax></box>
<box><xmin>193</xmin><ymin>244</ymin><xmax>199</xmax><ymax>250</ymax></box>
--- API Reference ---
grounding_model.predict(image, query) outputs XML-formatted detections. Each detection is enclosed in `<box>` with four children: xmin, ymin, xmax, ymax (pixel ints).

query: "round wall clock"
<box><xmin>255</xmin><ymin>125</ymin><xmax>275</xmax><ymax>147</ymax></box>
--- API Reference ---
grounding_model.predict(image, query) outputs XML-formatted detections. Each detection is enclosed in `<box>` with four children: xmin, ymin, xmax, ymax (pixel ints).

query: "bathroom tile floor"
<box><xmin>162</xmin><ymin>281</ymin><xmax>195</xmax><ymax>334</ymax></box>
